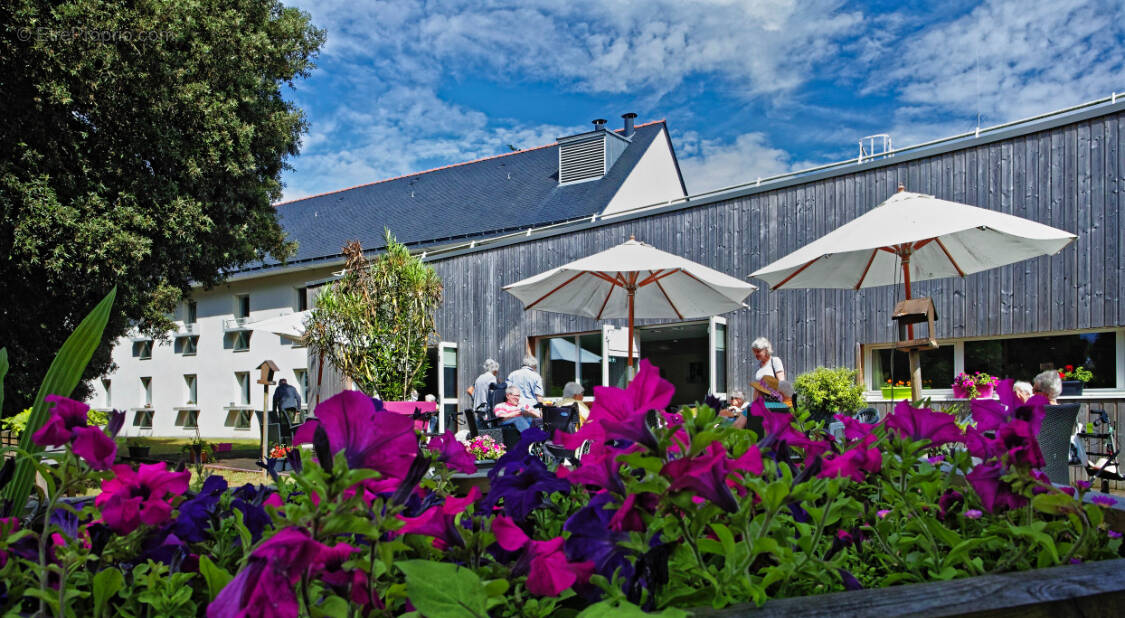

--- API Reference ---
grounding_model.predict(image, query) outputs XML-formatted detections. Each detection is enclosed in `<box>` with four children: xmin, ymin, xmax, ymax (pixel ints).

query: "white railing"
<box><xmin>222</xmin><ymin>317</ymin><xmax>251</xmax><ymax>331</ymax></box>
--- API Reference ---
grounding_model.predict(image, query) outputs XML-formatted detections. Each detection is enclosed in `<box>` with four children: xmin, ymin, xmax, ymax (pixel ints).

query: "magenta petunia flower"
<box><xmin>294</xmin><ymin>391</ymin><xmax>418</xmax><ymax>479</ymax></box>
<box><xmin>1091</xmin><ymin>494</ymin><xmax>1117</xmax><ymax>507</ymax></box>
<box><xmin>834</xmin><ymin>414</ymin><xmax>877</xmax><ymax>441</ymax></box>
<box><xmin>819</xmin><ymin>436</ymin><xmax>881</xmax><ymax>483</ymax></box>
<box><xmin>31</xmin><ymin>395</ymin><xmax>117</xmax><ymax>470</ymax></box>
<box><xmin>565</xmin><ymin>442</ymin><xmax>626</xmax><ymax>495</ymax></box>
<box><xmin>884</xmin><ymin>401</ymin><xmax>963</xmax><ymax>448</ymax></box>
<box><xmin>207</xmin><ymin>528</ymin><xmax>335</xmax><ymax>618</ymax></box>
<box><xmin>585</xmin><ymin>360</ymin><xmax>674</xmax><ymax>449</ymax></box>
<box><xmin>526</xmin><ymin>537</ymin><xmax>595</xmax><ymax>597</ymax></box>
<box><xmin>1074</xmin><ymin>480</ymin><xmax>1092</xmax><ymax>491</ymax></box>
<box><xmin>427</xmin><ymin>431</ymin><xmax>477</xmax><ymax>474</ymax></box>
<box><xmin>94</xmin><ymin>463</ymin><xmax>190</xmax><ymax>533</ymax></box>
<box><xmin>964</xmin><ymin>509</ymin><xmax>983</xmax><ymax>519</ymax></box>
<box><xmin>661</xmin><ymin>442</ymin><xmax>738</xmax><ymax>512</ymax></box>
<box><xmin>965</xmin><ymin>461</ymin><xmax>1026</xmax><ymax>513</ymax></box>
<box><xmin>397</xmin><ymin>487</ymin><xmax>481</xmax><ymax>549</ymax></box>
<box><xmin>876</xmin><ymin>509</ymin><xmax>891</xmax><ymax>519</ymax></box>
<box><xmin>731</xmin><ymin>445</ymin><xmax>764</xmax><ymax>476</ymax></box>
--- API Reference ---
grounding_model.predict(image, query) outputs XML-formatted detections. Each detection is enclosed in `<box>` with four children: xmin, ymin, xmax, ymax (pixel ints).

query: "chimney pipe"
<box><xmin>592</xmin><ymin>118</ymin><xmax>607</xmax><ymax>131</ymax></box>
<box><xmin>622</xmin><ymin>112</ymin><xmax>637</xmax><ymax>137</ymax></box>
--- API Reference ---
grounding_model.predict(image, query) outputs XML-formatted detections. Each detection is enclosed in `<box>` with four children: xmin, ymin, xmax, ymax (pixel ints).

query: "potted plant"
<box><xmin>952</xmin><ymin>371</ymin><xmax>999</xmax><ymax>399</ymax></box>
<box><xmin>1059</xmin><ymin>364</ymin><xmax>1093</xmax><ymax>396</ymax></box>
<box><xmin>461</xmin><ymin>434</ymin><xmax>506</xmax><ymax>468</ymax></box>
<box><xmin>182</xmin><ymin>436</ymin><xmax>212</xmax><ymax>464</ymax></box>
<box><xmin>881</xmin><ymin>379</ymin><xmax>913</xmax><ymax>400</ymax></box>
<box><xmin>269</xmin><ymin>444</ymin><xmax>293</xmax><ymax>471</ymax></box>
<box><xmin>125</xmin><ymin>436</ymin><xmax>150</xmax><ymax>458</ymax></box>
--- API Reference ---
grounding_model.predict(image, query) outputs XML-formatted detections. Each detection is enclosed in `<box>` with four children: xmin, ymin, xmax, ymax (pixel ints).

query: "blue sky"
<box><xmin>280</xmin><ymin>0</ymin><xmax>1125</xmax><ymax>202</ymax></box>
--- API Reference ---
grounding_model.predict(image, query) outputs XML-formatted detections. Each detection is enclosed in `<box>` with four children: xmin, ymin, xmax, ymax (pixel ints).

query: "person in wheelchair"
<box><xmin>557</xmin><ymin>381</ymin><xmax>590</xmax><ymax>428</ymax></box>
<box><xmin>493</xmin><ymin>384</ymin><xmax>542</xmax><ymax>433</ymax></box>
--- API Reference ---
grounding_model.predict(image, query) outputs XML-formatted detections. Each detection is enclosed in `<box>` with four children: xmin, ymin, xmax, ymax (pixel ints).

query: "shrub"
<box><xmin>794</xmin><ymin>366</ymin><xmax>866</xmax><ymax>420</ymax></box>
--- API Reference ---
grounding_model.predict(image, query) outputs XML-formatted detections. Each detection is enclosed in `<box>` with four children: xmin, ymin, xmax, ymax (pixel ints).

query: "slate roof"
<box><xmin>245</xmin><ymin>121</ymin><xmax>673</xmax><ymax>273</ymax></box>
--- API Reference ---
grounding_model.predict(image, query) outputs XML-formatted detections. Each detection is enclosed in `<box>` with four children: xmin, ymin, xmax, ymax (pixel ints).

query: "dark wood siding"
<box><xmin>428</xmin><ymin>108</ymin><xmax>1125</xmax><ymax>438</ymax></box>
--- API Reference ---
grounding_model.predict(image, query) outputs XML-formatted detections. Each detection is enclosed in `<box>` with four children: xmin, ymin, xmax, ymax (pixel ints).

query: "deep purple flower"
<box><xmin>1091</xmin><ymin>494</ymin><xmax>1118</xmax><ymax>508</ymax></box>
<box><xmin>1075</xmin><ymin>480</ymin><xmax>1092</xmax><ymax>491</ymax></box>
<box><xmin>31</xmin><ymin>395</ymin><xmax>117</xmax><ymax>470</ymax></box>
<box><xmin>491</xmin><ymin>427</ymin><xmax>551</xmax><ymax>476</ymax></box>
<box><xmin>229</xmin><ymin>484</ymin><xmax>275</xmax><ymax>543</ymax></box>
<box><xmin>938</xmin><ymin>489</ymin><xmax>964</xmax><ymax>521</ymax></box>
<box><xmin>564</xmin><ymin>492</ymin><xmax>635</xmax><ymax>585</ymax></box>
<box><xmin>95</xmin><ymin>463</ymin><xmax>190</xmax><ymax>533</ymax></box>
<box><xmin>482</xmin><ymin>454</ymin><xmax>569</xmax><ymax>522</ymax></box>
<box><xmin>966</xmin><ymin>461</ymin><xmax>1027</xmax><ymax>513</ymax></box>
<box><xmin>1108</xmin><ymin>530</ymin><xmax>1122</xmax><ymax>539</ymax></box>
<box><xmin>207</xmin><ymin>528</ymin><xmax>334</xmax><ymax>618</ymax></box>
<box><xmin>427</xmin><ymin>431</ymin><xmax>476</xmax><ymax>474</ymax></box>
<box><xmin>586</xmin><ymin>360</ymin><xmax>674</xmax><ymax>449</ymax></box>
<box><xmin>174</xmin><ymin>475</ymin><xmax>229</xmax><ymax>543</ymax></box>
<box><xmin>884</xmin><ymin>401</ymin><xmax>963</xmax><ymax>448</ymax></box>
<box><xmin>835</xmin><ymin>414</ymin><xmax>877</xmax><ymax>441</ymax></box>
<box><xmin>837</xmin><ymin>568</ymin><xmax>864</xmax><ymax>591</ymax></box>
<box><xmin>294</xmin><ymin>391</ymin><xmax>417</xmax><ymax>480</ymax></box>
<box><xmin>661</xmin><ymin>442</ymin><xmax>738</xmax><ymax>513</ymax></box>
<box><xmin>397</xmin><ymin>487</ymin><xmax>481</xmax><ymax>550</ymax></box>
<box><xmin>565</xmin><ymin>442</ymin><xmax>626</xmax><ymax>495</ymax></box>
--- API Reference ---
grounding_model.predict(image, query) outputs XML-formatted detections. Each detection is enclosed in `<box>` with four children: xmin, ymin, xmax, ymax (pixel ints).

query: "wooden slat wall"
<box><xmin>428</xmin><ymin>109</ymin><xmax>1125</xmax><ymax>437</ymax></box>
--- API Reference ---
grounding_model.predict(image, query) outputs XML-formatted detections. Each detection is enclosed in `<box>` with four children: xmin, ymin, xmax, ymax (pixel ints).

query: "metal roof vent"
<box><xmin>557</xmin><ymin>118</ymin><xmax>632</xmax><ymax>185</ymax></box>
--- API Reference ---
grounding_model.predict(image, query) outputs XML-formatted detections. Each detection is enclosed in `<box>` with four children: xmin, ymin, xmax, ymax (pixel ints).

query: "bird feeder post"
<box><xmin>892</xmin><ymin>298</ymin><xmax>937</xmax><ymax>402</ymax></box>
<box><xmin>257</xmin><ymin>360</ymin><xmax>279</xmax><ymax>479</ymax></box>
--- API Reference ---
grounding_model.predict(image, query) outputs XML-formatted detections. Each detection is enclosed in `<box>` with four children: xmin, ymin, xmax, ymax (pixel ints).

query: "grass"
<box><xmin>116</xmin><ymin>437</ymin><xmax>262</xmax><ymax>459</ymax></box>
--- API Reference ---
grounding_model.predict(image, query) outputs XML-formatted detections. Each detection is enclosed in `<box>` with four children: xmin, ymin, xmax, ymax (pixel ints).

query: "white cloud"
<box><xmin>676</xmin><ymin>130</ymin><xmax>798</xmax><ymax>195</ymax></box>
<box><xmin>870</xmin><ymin>0</ymin><xmax>1125</xmax><ymax>125</ymax></box>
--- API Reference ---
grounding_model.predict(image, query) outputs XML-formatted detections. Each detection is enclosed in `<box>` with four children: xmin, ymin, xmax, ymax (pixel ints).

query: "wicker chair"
<box><xmin>1037</xmin><ymin>403</ymin><xmax>1081</xmax><ymax>484</ymax></box>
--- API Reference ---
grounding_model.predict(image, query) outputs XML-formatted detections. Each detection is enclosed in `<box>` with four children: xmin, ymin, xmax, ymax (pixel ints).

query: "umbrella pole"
<box><xmin>902</xmin><ymin>256</ymin><xmax>923</xmax><ymax>402</ymax></box>
<box><xmin>627</xmin><ymin>287</ymin><xmax>636</xmax><ymax>380</ymax></box>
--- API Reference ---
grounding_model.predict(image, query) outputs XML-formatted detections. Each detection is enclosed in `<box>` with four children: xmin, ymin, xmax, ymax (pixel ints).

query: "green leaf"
<box><xmin>398</xmin><ymin>560</ymin><xmax>487</xmax><ymax>618</ymax></box>
<box><xmin>482</xmin><ymin>579</ymin><xmax>509</xmax><ymax>598</ymax></box>
<box><xmin>4</xmin><ymin>287</ymin><xmax>115</xmax><ymax>508</ymax></box>
<box><xmin>93</xmin><ymin>567</ymin><xmax>124</xmax><ymax>617</ymax></box>
<box><xmin>197</xmin><ymin>555</ymin><xmax>233</xmax><ymax>603</ymax></box>
<box><xmin>310</xmin><ymin>595</ymin><xmax>349</xmax><ymax>618</ymax></box>
<box><xmin>1032</xmin><ymin>493</ymin><xmax>1079</xmax><ymax>516</ymax></box>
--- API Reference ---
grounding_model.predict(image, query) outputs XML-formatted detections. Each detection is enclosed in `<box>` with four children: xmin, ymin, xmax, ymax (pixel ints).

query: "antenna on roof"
<box><xmin>409</xmin><ymin>178</ymin><xmax>417</xmax><ymax>198</ymax></box>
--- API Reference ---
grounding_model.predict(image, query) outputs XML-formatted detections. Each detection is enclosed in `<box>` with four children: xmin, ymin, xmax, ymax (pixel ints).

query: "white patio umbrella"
<box><xmin>749</xmin><ymin>186</ymin><xmax>1077</xmax><ymax>399</ymax></box>
<box><xmin>504</xmin><ymin>236</ymin><xmax>757</xmax><ymax>372</ymax></box>
<box><xmin>247</xmin><ymin>311</ymin><xmax>310</xmax><ymax>339</ymax></box>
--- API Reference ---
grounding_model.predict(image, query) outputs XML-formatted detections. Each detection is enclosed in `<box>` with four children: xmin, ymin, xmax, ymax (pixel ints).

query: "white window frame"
<box><xmin>140</xmin><ymin>376</ymin><xmax>152</xmax><ymax>406</ymax></box>
<box><xmin>436</xmin><ymin>342</ymin><xmax>458</xmax><ymax>434</ymax></box>
<box><xmin>708</xmin><ymin>316</ymin><xmax>728</xmax><ymax>399</ymax></box>
<box><xmin>178</xmin><ymin>335</ymin><xmax>198</xmax><ymax>356</ymax></box>
<box><xmin>236</xmin><ymin>372</ymin><xmax>250</xmax><ymax>405</ymax></box>
<box><xmin>864</xmin><ymin>326</ymin><xmax>1125</xmax><ymax>398</ymax></box>
<box><xmin>184</xmin><ymin>374</ymin><xmax>197</xmax><ymax>405</ymax></box>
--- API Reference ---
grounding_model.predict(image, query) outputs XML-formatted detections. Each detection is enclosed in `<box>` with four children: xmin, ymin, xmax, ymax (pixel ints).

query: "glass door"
<box><xmin>709</xmin><ymin>316</ymin><xmax>728</xmax><ymax>399</ymax></box>
<box><xmin>602</xmin><ymin>325</ymin><xmax>639</xmax><ymax>389</ymax></box>
<box><xmin>436</xmin><ymin>343</ymin><xmax>458</xmax><ymax>434</ymax></box>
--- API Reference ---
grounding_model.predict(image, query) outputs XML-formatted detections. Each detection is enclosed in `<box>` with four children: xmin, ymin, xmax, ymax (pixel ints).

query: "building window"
<box><xmin>186</xmin><ymin>300</ymin><xmax>198</xmax><ymax>324</ymax></box>
<box><xmin>536</xmin><ymin>333</ymin><xmax>603</xmax><ymax>397</ymax></box>
<box><xmin>133</xmin><ymin>340</ymin><xmax>153</xmax><ymax>359</ymax></box>
<box><xmin>296</xmin><ymin>287</ymin><xmax>308</xmax><ymax>312</ymax></box>
<box><xmin>102</xmin><ymin>379</ymin><xmax>112</xmax><ymax>408</ymax></box>
<box><xmin>184</xmin><ymin>374</ymin><xmax>197</xmax><ymax>405</ymax></box>
<box><xmin>227</xmin><ymin>330</ymin><xmax>251</xmax><ymax>352</ymax></box>
<box><xmin>293</xmin><ymin>368</ymin><xmax>308</xmax><ymax>400</ymax></box>
<box><xmin>235</xmin><ymin>294</ymin><xmax>250</xmax><ymax>319</ymax></box>
<box><xmin>175</xmin><ymin>336</ymin><xmax>198</xmax><ymax>355</ymax></box>
<box><xmin>233</xmin><ymin>409</ymin><xmax>252</xmax><ymax>430</ymax></box>
<box><xmin>871</xmin><ymin>346</ymin><xmax>955</xmax><ymax>391</ymax></box>
<box><xmin>176</xmin><ymin>409</ymin><xmax>199</xmax><ymax>429</ymax></box>
<box><xmin>133</xmin><ymin>409</ymin><xmax>154</xmax><ymax>428</ymax></box>
<box><xmin>964</xmin><ymin>331</ymin><xmax>1118</xmax><ymax>389</ymax></box>
<box><xmin>140</xmin><ymin>376</ymin><xmax>152</xmax><ymax>406</ymax></box>
<box><xmin>236</xmin><ymin>372</ymin><xmax>250</xmax><ymax>405</ymax></box>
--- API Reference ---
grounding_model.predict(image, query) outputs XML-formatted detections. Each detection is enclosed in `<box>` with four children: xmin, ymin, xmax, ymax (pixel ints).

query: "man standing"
<box><xmin>506</xmin><ymin>354</ymin><xmax>544</xmax><ymax>409</ymax></box>
<box><xmin>467</xmin><ymin>359</ymin><xmax>500</xmax><ymax>410</ymax></box>
<box><xmin>273</xmin><ymin>378</ymin><xmax>302</xmax><ymax>424</ymax></box>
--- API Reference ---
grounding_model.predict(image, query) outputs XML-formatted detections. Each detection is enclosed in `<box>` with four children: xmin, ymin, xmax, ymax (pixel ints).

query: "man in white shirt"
<box><xmin>506</xmin><ymin>354</ymin><xmax>544</xmax><ymax>409</ymax></box>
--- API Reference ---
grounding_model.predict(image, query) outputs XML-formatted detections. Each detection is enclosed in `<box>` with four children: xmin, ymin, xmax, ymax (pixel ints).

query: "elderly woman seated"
<box><xmin>493</xmin><ymin>384</ymin><xmax>542</xmax><ymax>433</ymax></box>
<box><xmin>718</xmin><ymin>390</ymin><xmax>749</xmax><ymax>425</ymax></box>
<box><xmin>557</xmin><ymin>381</ymin><xmax>590</xmax><ymax>428</ymax></box>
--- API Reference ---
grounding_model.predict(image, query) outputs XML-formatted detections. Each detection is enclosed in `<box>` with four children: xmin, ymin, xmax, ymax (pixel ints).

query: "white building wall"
<box><xmin>95</xmin><ymin>266</ymin><xmax>338</xmax><ymax>439</ymax></box>
<box><xmin>600</xmin><ymin>127</ymin><xmax>686</xmax><ymax>217</ymax></box>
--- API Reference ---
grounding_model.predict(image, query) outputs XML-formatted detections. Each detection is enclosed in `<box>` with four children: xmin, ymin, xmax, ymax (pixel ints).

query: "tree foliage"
<box><xmin>0</xmin><ymin>0</ymin><xmax>324</xmax><ymax>414</ymax></box>
<box><xmin>793</xmin><ymin>366</ymin><xmax>866</xmax><ymax>421</ymax></box>
<box><xmin>305</xmin><ymin>232</ymin><xmax>444</xmax><ymax>400</ymax></box>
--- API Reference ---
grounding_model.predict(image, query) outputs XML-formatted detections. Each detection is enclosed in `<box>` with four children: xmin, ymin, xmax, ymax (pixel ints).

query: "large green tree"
<box><xmin>0</xmin><ymin>1</ymin><xmax>324</xmax><ymax>414</ymax></box>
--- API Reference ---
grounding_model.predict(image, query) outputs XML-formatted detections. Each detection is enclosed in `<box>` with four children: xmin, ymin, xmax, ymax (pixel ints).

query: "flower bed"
<box><xmin>1</xmin><ymin>362</ymin><xmax>1122</xmax><ymax>616</ymax></box>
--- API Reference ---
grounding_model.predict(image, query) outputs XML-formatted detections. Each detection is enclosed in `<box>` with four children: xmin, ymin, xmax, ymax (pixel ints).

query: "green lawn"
<box><xmin>116</xmin><ymin>437</ymin><xmax>262</xmax><ymax>459</ymax></box>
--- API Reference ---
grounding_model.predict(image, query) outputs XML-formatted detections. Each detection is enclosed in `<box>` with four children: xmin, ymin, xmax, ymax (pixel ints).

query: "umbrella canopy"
<box><xmin>247</xmin><ymin>311</ymin><xmax>310</xmax><ymax>339</ymax></box>
<box><xmin>504</xmin><ymin>236</ymin><xmax>756</xmax><ymax>369</ymax></box>
<box><xmin>750</xmin><ymin>187</ymin><xmax>1076</xmax><ymax>295</ymax></box>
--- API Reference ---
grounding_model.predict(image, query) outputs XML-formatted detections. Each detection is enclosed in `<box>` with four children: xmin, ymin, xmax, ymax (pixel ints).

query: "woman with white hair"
<box><xmin>558</xmin><ymin>381</ymin><xmax>590</xmax><ymax>428</ymax></box>
<box><xmin>750</xmin><ymin>337</ymin><xmax>786</xmax><ymax>401</ymax></box>
<box><xmin>493</xmin><ymin>384</ymin><xmax>541</xmax><ymax>432</ymax></box>
<box><xmin>467</xmin><ymin>358</ymin><xmax>500</xmax><ymax>410</ymax></box>
<box><xmin>1032</xmin><ymin>370</ymin><xmax>1062</xmax><ymax>404</ymax></box>
<box><xmin>506</xmin><ymin>354</ymin><xmax>545</xmax><ymax>408</ymax></box>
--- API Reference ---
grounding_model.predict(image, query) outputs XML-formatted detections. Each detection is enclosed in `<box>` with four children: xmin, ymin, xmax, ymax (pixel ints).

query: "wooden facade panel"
<box><xmin>428</xmin><ymin>110</ymin><xmax>1124</xmax><ymax>401</ymax></box>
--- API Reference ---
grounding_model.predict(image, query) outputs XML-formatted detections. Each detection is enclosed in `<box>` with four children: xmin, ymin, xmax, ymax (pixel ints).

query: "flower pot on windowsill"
<box><xmin>1061</xmin><ymin>380</ymin><xmax>1084</xmax><ymax>396</ymax></box>
<box><xmin>881</xmin><ymin>386</ymin><xmax>912</xmax><ymax>400</ymax></box>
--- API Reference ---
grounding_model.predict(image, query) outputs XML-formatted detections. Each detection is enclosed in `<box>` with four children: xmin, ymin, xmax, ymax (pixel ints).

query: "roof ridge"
<box><xmin>275</xmin><ymin>119</ymin><xmax>666</xmax><ymax>207</ymax></box>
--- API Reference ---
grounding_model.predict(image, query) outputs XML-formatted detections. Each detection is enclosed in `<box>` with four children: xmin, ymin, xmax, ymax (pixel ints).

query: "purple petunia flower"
<box><xmin>483</xmin><ymin>454</ymin><xmax>570</xmax><ymax>522</ymax></box>
<box><xmin>964</xmin><ymin>509</ymin><xmax>983</xmax><ymax>519</ymax></box>
<box><xmin>938</xmin><ymin>489</ymin><xmax>964</xmax><ymax>521</ymax></box>
<box><xmin>427</xmin><ymin>431</ymin><xmax>476</xmax><ymax>474</ymax></box>
<box><xmin>876</xmin><ymin>509</ymin><xmax>891</xmax><ymax>519</ymax></box>
<box><xmin>835</xmin><ymin>414</ymin><xmax>877</xmax><ymax>441</ymax></box>
<box><xmin>564</xmin><ymin>493</ymin><xmax>635</xmax><ymax>585</ymax></box>
<box><xmin>526</xmin><ymin>537</ymin><xmax>595</xmax><ymax>597</ymax></box>
<box><xmin>174</xmin><ymin>475</ymin><xmax>229</xmax><ymax>543</ymax></box>
<box><xmin>397</xmin><ymin>487</ymin><xmax>481</xmax><ymax>550</ymax></box>
<box><xmin>1108</xmin><ymin>530</ymin><xmax>1122</xmax><ymax>539</ymax></box>
<box><xmin>95</xmin><ymin>463</ymin><xmax>190</xmax><ymax>533</ymax></box>
<box><xmin>32</xmin><ymin>395</ymin><xmax>117</xmax><ymax>470</ymax></box>
<box><xmin>565</xmin><ymin>442</ymin><xmax>627</xmax><ymax>495</ymax></box>
<box><xmin>293</xmin><ymin>391</ymin><xmax>417</xmax><ymax>480</ymax></box>
<box><xmin>1091</xmin><ymin>494</ymin><xmax>1118</xmax><ymax>507</ymax></box>
<box><xmin>586</xmin><ymin>360</ymin><xmax>674</xmax><ymax>449</ymax></box>
<box><xmin>884</xmin><ymin>401</ymin><xmax>963</xmax><ymax>448</ymax></box>
<box><xmin>966</xmin><ymin>461</ymin><xmax>1026</xmax><ymax>513</ymax></box>
<box><xmin>1075</xmin><ymin>480</ymin><xmax>1092</xmax><ymax>491</ymax></box>
<box><xmin>819</xmin><ymin>436</ymin><xmax>882</xmax><ymax>483</ymax></box>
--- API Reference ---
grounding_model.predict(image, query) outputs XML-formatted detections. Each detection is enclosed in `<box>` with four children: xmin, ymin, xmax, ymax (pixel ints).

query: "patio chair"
<box><xmin>1036</xmin><ymin>403</ymin><xmax>1081</xmax><ymax>484</ymax></box>
<box><xmin>539</xmin><ymin>404</ymin><xmax>581</xmax><ymax>465</ymax></box>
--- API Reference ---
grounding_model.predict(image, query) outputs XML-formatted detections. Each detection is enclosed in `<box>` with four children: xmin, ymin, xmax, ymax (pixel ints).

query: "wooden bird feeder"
<box><xmin>892</xmin><ymin>297</ymin><xmax>938</xmax><ymax>352</ymax></box>
<box><xmin>257</xmin><ymin>360</ymin><xmax>279</xmax><ymax>385</ymax></box>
